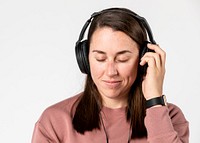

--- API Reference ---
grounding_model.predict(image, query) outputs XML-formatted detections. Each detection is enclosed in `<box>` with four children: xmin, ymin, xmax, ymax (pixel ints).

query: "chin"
<box><xmin>100</xmin><ymin>89</ymin><xmax>127</xmax><ymax>99</ymax></box>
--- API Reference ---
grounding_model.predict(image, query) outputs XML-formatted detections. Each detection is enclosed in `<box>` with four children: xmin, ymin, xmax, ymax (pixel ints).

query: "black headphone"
<box><xmin>75</xmin><ymin>8</ymin><xmax>156</xmax><ymax>75</ymax></box>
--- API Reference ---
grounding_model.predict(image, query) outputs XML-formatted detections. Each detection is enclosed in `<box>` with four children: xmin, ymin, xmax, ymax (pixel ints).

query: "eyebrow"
<box><xmin>92</xmin><ymin>50</ymin><xmax>132</xmax><ymax>55</ymax></box>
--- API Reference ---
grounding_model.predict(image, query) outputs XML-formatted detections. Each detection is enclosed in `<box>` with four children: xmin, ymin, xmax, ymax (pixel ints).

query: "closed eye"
<box><xmin>116</xmin><ymin>55</ymin><xmax>130</xmax><ymax>63</ymax></box>
<box><xmin>116</xmin><ymin>59</ymin><xmax>129</xmax><ymax>63</ymax></box>
<box><xmin>96</xmin><ymin>58</ymin><xmax>106</xmax><ymax>62</ymax></box>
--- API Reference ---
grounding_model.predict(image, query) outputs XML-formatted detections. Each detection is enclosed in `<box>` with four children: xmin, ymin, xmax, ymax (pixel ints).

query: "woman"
<box><xmin>32</xmin><ymin>8</ymin><xmax>189</xmax><ymax>143</ymax></box>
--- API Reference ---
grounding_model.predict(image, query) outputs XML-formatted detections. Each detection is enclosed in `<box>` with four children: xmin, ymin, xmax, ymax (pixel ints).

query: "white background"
<box><xmin>0</xmin><ymin>0</ymin><xmax>199</xmax><ymax>142</ymax></box>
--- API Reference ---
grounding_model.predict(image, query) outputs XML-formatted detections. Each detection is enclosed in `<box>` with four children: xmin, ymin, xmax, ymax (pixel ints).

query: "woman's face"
<box><xmin>89</xmin><ymin>27</ymin><xmax>139</xmax><ymax>108</ymax></box>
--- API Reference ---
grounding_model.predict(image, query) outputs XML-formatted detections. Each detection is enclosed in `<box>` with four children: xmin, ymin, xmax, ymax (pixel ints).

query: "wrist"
<box><xmin>146</xmin><ymin>95</ymin><xmax>167</xmax><ymax>108</ymax></box>
<box><xmin>145</xmin><ymin>92</ymin><xmax>162</xmax><ymax>100</ymax></box>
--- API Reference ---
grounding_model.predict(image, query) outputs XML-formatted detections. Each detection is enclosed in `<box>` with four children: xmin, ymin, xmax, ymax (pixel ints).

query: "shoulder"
<box><xmin>48</xmin><ymin>93</ymin><xmax>82</xmax><ymax>111</ymax></box>
<box><xmin>33</xmin><ymin>93</ymin><xmax>83</xmax><ymax>141</ymax></box>
<box><xmin>38</xmin><ymin>93</ymin><xmax>82</xmax><ymax>122</ymax></box>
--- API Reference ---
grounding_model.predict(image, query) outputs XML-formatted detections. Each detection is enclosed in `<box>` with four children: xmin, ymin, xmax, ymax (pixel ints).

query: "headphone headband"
<box><xmin>76</xmin><ymin>8</ymin><xmax>156</xmax><ymax>46</ymax></box>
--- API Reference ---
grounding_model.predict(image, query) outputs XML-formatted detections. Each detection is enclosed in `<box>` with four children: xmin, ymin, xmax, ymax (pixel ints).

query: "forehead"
<box><xmin>90</xmin><ymin>27</ymin><xmax>139</xmax><ymax>52</ymax></box>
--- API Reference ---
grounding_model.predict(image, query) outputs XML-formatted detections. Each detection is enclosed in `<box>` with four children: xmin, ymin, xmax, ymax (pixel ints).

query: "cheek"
<box><xmin>89</xmin><ymin>58</ymin><xmax>104</xmax><ymax>79</ymax></box>
<box><xmin>90</xmin><ymin>65</ymin><xmax>103</xmax><ymax>77</ymax></box>
<box><xmin>119</xmin><ymin>59</ymin><xmax>139</xmax><ymax>79</ymax></box>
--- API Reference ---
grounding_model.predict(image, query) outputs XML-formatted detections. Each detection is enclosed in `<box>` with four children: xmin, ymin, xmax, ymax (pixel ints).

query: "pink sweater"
<box><xmin>32</xmin><ymin>93</ymin><xmax>189</xmax><ymax>143</ymax></box>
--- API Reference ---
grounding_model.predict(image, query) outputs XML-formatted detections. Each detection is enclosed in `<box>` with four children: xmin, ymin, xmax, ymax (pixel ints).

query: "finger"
<box><xmin>141</xmin><ymin>52</ymin><xmax>161</xmax><ymax>69</ymax></box>
<box><xmin>147</xmin><ymin>43</ymin><xmax>166</xmax><ymax>67</ymax></box>
<box><xmin>140</xmin><ymin>55</ymin><xmax>157</xmax><ymax>69</ymax></box>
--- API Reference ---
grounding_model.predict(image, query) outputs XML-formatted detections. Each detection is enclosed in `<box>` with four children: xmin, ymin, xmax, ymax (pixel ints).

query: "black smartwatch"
<box><xmin>146</xmin><ymin>95</ymin><xmax>167</xmax><ymax>108</ymax></box>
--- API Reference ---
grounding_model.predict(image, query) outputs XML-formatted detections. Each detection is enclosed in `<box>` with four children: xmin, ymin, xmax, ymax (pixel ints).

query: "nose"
<box><xmin>106</xmin><ymin>61</ymin><xmax>118</xmax><ymax>77</ymax></box>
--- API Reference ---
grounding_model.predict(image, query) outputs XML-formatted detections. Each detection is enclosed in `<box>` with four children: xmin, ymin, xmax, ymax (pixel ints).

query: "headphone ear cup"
<box><xmin>140</xmin><ymin>41</ymin><xmax>149</xmax><ymax>58</ymax></box>
<box><xmin>140</xmin><ymin>41</ymin><xmax>156</xmax><ymax>76</ymax></box>
<box><xmin>75</xmin><ymin>40</ymin><xmax>90</xmax><ymax>74</ymax></box>
<box><xmin>139</xmin><ymin>41</ymin><xmax>152</xmax><ymax>75</ymax></box>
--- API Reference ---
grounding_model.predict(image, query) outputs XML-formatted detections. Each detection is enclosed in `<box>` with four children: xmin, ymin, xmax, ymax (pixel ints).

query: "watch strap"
<box><xmin>146</xmin><ymin>95</ymin><xmax>166</xmax><ymax>108</ymax></box>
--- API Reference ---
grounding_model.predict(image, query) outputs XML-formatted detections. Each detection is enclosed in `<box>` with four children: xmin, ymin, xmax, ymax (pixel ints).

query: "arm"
<box><xmin>140</xmin><ymin>44</ymin><xmax>189</xmax><ymax>142</ymax></box>
<box><xmin>31</xmin><ymin>108</ymin><xmax>61</xmax><ymax>143</ymax></box>
<box><xmin>32</xmin><ymin>121</ymin><xmax>57</xmax><ymax>143</ymax></box>
<box><xmin>144</xmin><ymin>104</ymin><xmax>189</xmax><ymax>143</ymax></box>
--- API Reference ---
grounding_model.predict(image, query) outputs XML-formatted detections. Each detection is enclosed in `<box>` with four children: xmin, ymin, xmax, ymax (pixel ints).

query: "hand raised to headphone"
<box><xmin>140</xmin><ymin>43</ymin><xmax>166</xmax><ymax>100</ymax></box>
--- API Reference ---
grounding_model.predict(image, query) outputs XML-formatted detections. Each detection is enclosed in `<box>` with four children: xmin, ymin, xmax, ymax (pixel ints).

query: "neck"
<box><xmin>102</xmin><ymin>96</ymin><xmax>128</xmax><ymax>109</ymax></box>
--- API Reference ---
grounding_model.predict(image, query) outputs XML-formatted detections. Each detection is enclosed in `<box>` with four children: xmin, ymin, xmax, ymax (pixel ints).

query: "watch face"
<box><xmin>162</xmin><ymin>95</ymin><xmax>167</xmax><ymax>106</ymax></box>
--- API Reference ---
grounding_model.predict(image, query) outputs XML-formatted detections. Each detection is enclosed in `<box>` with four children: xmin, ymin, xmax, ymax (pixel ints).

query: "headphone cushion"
<box><xmin>139</xmin><ymin>41</ymin><xmax>154</xmax><ymax>75</ymax></box>
<box><xmin>75</xmin><ymin>40</ymin><xmax>90</xmax><ymax>74</ymax></box>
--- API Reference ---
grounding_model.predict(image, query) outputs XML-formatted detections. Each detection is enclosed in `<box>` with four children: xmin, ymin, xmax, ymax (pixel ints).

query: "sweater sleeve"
<box><xmin>32</xmin><ymin>122</ymin><xmax>50</xmax><ymax>143</ymax></box>
<box><xmin>31</xmin><ymin>107</ymin><xmax>63</xmax><ymax>143</ymax></box>
<box><xmin>31</xmin><ymin>121</ymin><xmax>59</xmax><ymax>143</ymax></box>
<box><xmin>144</xmin><ymin>103</ymin><xmax>189</xmax><ymax>143</ymax></box>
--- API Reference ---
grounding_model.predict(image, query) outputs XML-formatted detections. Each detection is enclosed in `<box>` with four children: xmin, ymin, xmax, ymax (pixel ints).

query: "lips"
<box><xmin>102</xmin><ymin>80</ymin><xmax>122</xmax><ymax>88</ymax></box>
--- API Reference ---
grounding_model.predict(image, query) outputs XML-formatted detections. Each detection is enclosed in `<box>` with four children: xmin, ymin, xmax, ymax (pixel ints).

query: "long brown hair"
<box><xmin>73</xmin><ymin>7</ymin><xmax>147</xmax><ymax>139</ymax></box>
